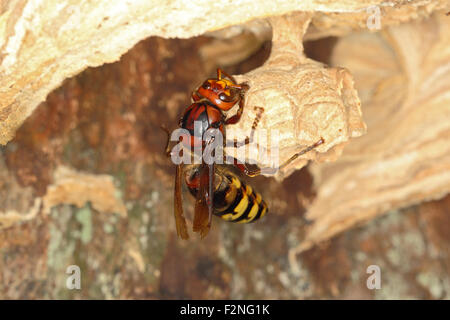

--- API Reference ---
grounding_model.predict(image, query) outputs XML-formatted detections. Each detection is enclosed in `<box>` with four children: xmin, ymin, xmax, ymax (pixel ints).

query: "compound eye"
<box><xmin>219</xmin><ymin>93</ymin><xmax>228</xmax><ymax>101</ymax></box>
<box><xmin>202</xmin><ymin>81</ymin><xmax>211</xmax><ymax>89</ymax></box>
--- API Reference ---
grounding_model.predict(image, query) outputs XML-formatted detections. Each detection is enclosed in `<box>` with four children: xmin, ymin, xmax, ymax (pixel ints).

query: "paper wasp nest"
<box><xmin>0</xmin><ymin>0</ymin><xmax>449</xmax><ymax>252</ymax></box>
<box><xmin>0</xmin><ymin>0</ymin><xmax>447</xmax><ymax>146</ymax></box>
<box><xmin>227</xmin><ymin>14</ymin><xmax>365</xmax><ymax>180</ymax></box>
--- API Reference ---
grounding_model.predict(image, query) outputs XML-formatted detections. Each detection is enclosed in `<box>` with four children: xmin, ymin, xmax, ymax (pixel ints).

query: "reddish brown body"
<box><xmin>178</xmin><ymin>69</ymin><xmax>248</xmax><ymax>149</ymax></box>
<box><xmin>179</xmin><ymin>102</ymin><xmax>225</xmax><ymax>148</ymax></box>
<box><xmin>170</xmin><ymin>69</ymin><xmax>251</xmax><ymax>239</ymax></box>
<box><xmin>192</xmin><ymin>68</ymin><xmax>247</xmax><ymax>111</ymax></box>
<box><xmin>164</xmin><ymin>68</ymin><xmax>324</xmax><ymax>239</ymax></box>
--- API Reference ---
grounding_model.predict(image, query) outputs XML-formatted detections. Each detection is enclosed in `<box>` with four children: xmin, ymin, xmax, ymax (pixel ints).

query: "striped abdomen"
<box><xmin>185</xmin><ymin>165</ymin><xmax>268</xmax><ymax>224</ymax></box>
<box><xmin>214</xmin><ymin>172</ymin><xmax>268</xmax><ymax>224</ymax></box>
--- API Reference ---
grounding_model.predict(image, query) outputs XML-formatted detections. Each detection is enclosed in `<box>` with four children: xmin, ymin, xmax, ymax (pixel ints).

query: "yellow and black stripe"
<box><xmin>185</xmin><ymin>165</ymin><xmax>268</xmax><ymax>224</ymax></box>
<box><xmin>214</xmin><ymin>173</ymin><xmax>268</xmax><ymax>224</ymax></box>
